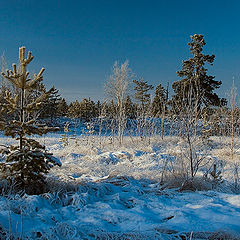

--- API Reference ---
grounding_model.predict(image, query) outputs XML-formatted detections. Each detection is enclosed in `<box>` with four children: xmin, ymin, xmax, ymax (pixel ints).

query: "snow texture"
<box><xmin>0</xmin><ymin>134</ymin><xmax>240</xmax><ymax>239</ymax></box>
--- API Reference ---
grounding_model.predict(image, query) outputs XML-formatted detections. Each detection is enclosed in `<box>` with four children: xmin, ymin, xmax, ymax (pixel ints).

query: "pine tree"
<box><xmin>0</xmin><ymin>53</ymin><xmax>11</xmax><ymax>91</ymax></box>
<box><xmin>104</xmin><ymin>100</ymin><xmax>117</xmax><ymax>119</ymax></box>
<box><xmin>151</xmin><ymin>84</ymin><xmax>167</xmax><ymax>117</ymax></box>
<box><xmin>67</xmin><ymin>100</ymin><xmax>81</xmax><ymax>118</ymax></box>
<box><xmin>123</xmin><ymin>95</ymin><xmax>136</xmax><ymax>119</ymax></box>
<box><xmin>25</xmin><ymin>81</ymin><xmax>46</xmax><ymax>120</ymax></box>
<box><xmin>0</xmin><ymin>46</ymin><xmax>61</xmax><ymax>194</ymax></box>
<box><xmin>171</xmin><ymin>34</ymin><xmax>226</xmax><ymax>114</ymax></box>
<box><xmin>0</xmin><ymin>54</ymin><xmax>17</xmax><ymax>122</ymax></box>
<box><xmin>96</xmin><ymin>100</ymin><xmax>101</xmax><ymax>117</ymax></box>
<box><xmin>79</xmin><ymin>98</ymin><xmax>97</xmax><ymax>121</ymax></box>
<box><xmin>40</xmin><ymin>86</ymin><xmax>62</xmax><ymax>120</ymax></box>
<box><xmin>57</xmin><ymin>98</ymin><xmax>68</xmax><ymax>117</ymax></box>
<box><xmin>133</xmin><ymin>78</ymin><xmax>153</xmax><ymax>114</ymax></box>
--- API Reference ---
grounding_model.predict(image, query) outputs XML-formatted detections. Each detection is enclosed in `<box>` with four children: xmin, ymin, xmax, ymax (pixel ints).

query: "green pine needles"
<box><xmin>0</xmin><ymin>46</ymin><xmax>61</xmax><ymax>194</ymax></box>
<box><xmin>171</xmin><ymin>34</ymin><xmax>226</xmax><ymax>114</ymax></box>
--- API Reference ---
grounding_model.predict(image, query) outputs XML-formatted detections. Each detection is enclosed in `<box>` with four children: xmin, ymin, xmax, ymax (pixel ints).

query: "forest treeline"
<box><xmin>0</xmin><ymin>34</ymin><xmax>238</xmax><ymax>136</ymax></box>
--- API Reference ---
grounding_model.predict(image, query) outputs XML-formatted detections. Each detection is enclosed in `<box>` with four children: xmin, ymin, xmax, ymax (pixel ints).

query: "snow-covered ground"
<box><xmin>0</xmin><ymin>135</ymin><xmax>240</xmax><ymax>239</ymax></box>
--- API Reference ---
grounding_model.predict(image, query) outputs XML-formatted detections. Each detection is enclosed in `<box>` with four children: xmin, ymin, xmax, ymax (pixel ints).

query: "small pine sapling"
<box><xmin>0</xmin><ymin>46</ymin><xmax>61</xmax><ymax>194</ymax></box>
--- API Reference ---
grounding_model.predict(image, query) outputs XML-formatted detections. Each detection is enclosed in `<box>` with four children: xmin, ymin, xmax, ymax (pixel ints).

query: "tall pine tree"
<box><xmin>79</xmin><ymin>98</ymin><xmax>97</xmax><ymax>121</ymax></box>
<box><xmin>57</xmin><ymin>98</ymin><xmax>68</xmax><ymax>117</ymax></box>
<box><xmin>133</xmin><ymin>78</ymin><xmax>153</xmax><ymax>114</ymax></box>
<box><xmin>67</xmin><ymin>100</ymin><xmax>81</xmax><ymax>118</ymax></box>
<box><xmin>124</xmin><ymin>95</ymin><xmax>136</xmax><ymax>119</ymax></box>
<box><xmin>152</xmin><ymin>83</ymin><xmax>167</xmax><ymax>117</ymax></box>
<box><xmin>171</xmin><ymin>34</ymin><xmax>226</xmax><ymax>114</ymax></box>
<box><xmin>40</xmin><ymin>86</ymin><xmax>62</xmax><ymax>120</ymax></box>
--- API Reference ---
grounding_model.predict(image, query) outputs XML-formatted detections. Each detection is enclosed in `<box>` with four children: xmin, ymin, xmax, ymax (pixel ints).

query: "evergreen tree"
<box><xmin>40</xmin><ymin>86</ymin><xmax>62</xmax><ymax>120</ymax></box>
<box><xmin>0</xmin><ymin>47</ymin><xmax>61</xmax><ymax>194</ymax></box>
<box><xmin>0</xmin><ymin>53</ymin><xmax>12</xmax><ymax>91</ymax></box>
<box><xmin>67</xmin><ymin>100</ymin><xmax>80</xmax><ymax>118</ymax></box>
<box><xmin>106</xmin><ymin>100</ymin><xmax>117</xmax><ymax>119</ymax></box>
<box><xmin>133</xmin><ymin>78</ymin><xmax>153</xmax><ymax>114</ymax></box>
<box><xmin>67</xmin><ymin>102</ymin><xmax>74</xmax><ymax>117</ymax></box>
<box><xmin>25</xmin><ymin>81</ymin><xmax>46</xmax><ymax>120</ymax></box>
<box><xmin>79</xmin><ymin>98</ymin><xmax>89</xmax><ymax>120</ymax></box>
<box><xmin>0</xmin><ymin>54</ymin><xmax>18</xmax><ymax>122</ymax></box>
<box><xmin>79</xmin><ymin>98</ymin><xmax>97</xmax><ymax>121</ymax></box>
<box><xmin>171</xmin><ymin>34</ymin><xmax>226</xmax><ymax>114</ymax></box>
<box><xmin>123</xmin><ymin>95</ymin><xmax>136</xmax><ymax>119</ymax></box>
<box><xmin>57</xmin><ymin>98</ymin><xmax>68</xmax><ymax>117</ymax></box>
<box><xmin>96</xmin><ymin>100</ymin><xmax>101</xmax><ymax>117</ymax></box>
<box><xmin>152</xmin><ymin>84</ymin><xmax>167</xmax><ymax>117</ymax></box>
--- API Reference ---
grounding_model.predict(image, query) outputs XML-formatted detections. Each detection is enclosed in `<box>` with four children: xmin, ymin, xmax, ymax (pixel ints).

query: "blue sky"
<box><xmin>0</xmin><ymin>0</ymin><xmax>239</xmax><ymax>102</ymax></box>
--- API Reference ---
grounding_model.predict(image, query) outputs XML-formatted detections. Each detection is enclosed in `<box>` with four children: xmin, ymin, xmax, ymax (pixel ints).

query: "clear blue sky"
<box><xmin>0</xmin><ymin>0</ymin><xmax>239</xmax><ymax>102</ymax></box>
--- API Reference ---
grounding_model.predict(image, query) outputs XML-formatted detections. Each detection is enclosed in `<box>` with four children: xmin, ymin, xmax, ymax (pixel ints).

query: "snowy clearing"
<box><xmin>0</xmin><ymin>135</ymin><xmax>240</xmax><ymax>239</ymax></box>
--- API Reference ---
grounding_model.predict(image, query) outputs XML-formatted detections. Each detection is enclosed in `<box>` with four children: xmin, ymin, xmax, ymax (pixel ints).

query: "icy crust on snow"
<box><xmin>0</xmin><ymin>178</ymin><xmax>240</xmax><ymax>239</ymax></box>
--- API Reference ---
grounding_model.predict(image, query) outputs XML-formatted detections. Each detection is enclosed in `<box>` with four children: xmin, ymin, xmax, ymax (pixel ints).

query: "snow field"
<box><xmin>0</xmin><ymin>135</ymin><xmax>240</xmax><ymax>239</ymax></box>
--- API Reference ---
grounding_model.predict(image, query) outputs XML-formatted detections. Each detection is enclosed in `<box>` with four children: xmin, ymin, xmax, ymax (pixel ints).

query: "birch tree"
<box><xmin>105</xmin><ymin>60</ymin><xmax>133</xmax><ymax>144</ymax></box>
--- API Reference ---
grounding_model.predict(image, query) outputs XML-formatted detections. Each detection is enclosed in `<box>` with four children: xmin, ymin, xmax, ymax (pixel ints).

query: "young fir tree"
<box><xmin>133</xmin><ymin>78</ymin><xmax>153</xmax><ymax>114</ymax></box>
<box><xmin>171</xmin><ymin>34</ymin><xmax>226</xmax><ymax>114</ymax></box>
<box><xmin>0</xmin><ymin>47</ymin><xmax>61</xmax><ymax>194</ymax></box>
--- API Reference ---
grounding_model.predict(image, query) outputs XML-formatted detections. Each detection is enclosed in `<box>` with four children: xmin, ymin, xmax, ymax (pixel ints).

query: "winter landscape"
<box><xmin>1</xmin><ymin>1</ymin><xmax>240</xmax><ymax>239</ymax></box>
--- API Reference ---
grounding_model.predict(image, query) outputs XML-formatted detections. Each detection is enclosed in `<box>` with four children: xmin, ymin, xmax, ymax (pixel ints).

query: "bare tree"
<box><xmin>105</xmin><ymin>60</ymin><xmax>133</xmax><ymax>144</ymax></box>
<box><xmin>172</xmin><ymin>82</ymin><xmax>210</xmax><ymax>180</ymax></box>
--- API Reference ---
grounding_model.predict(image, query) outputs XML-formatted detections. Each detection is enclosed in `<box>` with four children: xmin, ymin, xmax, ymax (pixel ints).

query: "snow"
<box><xmin>0</xmin><ymin>179</ymin><xmax>240</xmax><ymax>239</ymax></box>
<box><xmin>0</xmin><ymin>134</ymin><xmax>240</xmax><ymax>239</ymax></box>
